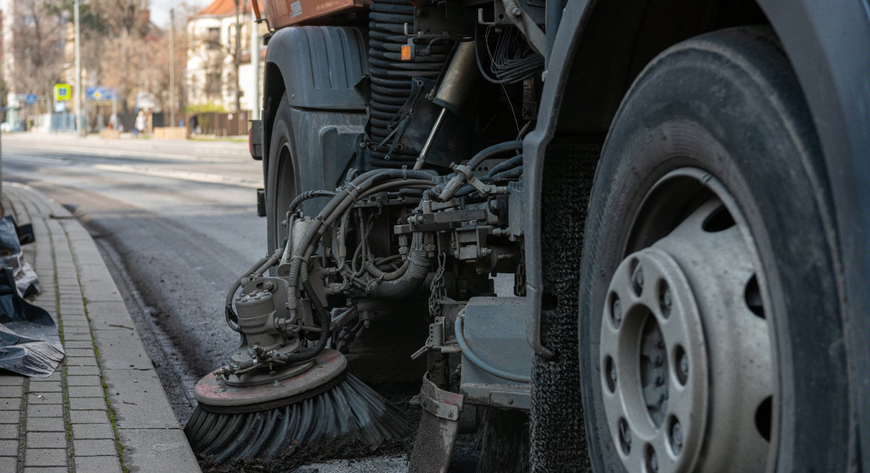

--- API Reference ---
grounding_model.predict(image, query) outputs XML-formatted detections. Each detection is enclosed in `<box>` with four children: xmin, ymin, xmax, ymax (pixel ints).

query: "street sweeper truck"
<box><xmin>184</xmin><ymin>1</ymin><xmax>870</xmax><ymax>472</ymax></box>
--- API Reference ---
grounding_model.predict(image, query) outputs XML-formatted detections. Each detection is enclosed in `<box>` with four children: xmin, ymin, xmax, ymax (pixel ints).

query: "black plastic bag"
<box><xmin>0</xmin><ymin>268</ymin><xmax>64</xmax><ymax>377</ymax></box>
<box><xmin>0</xmin><ymin>215</ymin><xmax>40</xmax><ymax>297</ymax></box>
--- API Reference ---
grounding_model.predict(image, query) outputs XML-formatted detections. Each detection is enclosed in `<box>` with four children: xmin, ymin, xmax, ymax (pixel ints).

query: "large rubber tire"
<box><xmin>578</xmin><ymin>27</ymin><xmax>850</xmax><ymax>473</ymax></box>
<box><xmin>266</xmin><ymin>93</ymin><xmax>298</xmax><ymax>255</ymax></box>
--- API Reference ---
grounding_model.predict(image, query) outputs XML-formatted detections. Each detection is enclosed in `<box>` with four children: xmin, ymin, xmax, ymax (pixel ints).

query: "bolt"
<box><xmin>650</xmin><ymin>451</ymin><xmax>659</xmax><ymax>472</ymax></box>
<box><xmin>610</xmin><ymin>366</ymin><xmax>618</xmax><ymax>386</ymax></box>
<box><xmin>633</xmin><ymin>266</ymin><xmax>644</xmax><ymax>292</ymax></box>
<box><xmin>655</xmin><ymin>354</ymin><xmax>663</xmax><ymax>366</ymax></box>
<box><xmin>662</xmin><ymin>288</ymin><xmax>672</xmax><ymax>308</ymax></box>
<box><xmin>619</xmin><ymin>419</ymin><xmax>631</xmax><ymax>447</ymax></box>
<box><xmin>680</xmin><ymin>354</ymin><xmax>689</xmax><ymax>377</ymax></box>
<box><xmin>655</xmin><ymin>374</ymin><xmax>664</xmax><ymax>386</ymax></box>
<box><xmin>509</xmin><ymin>5</ymin><xmax>522</xmax><ymax>18</ymax></box>
<box><xmin>612</xmin><ymin>298</ymin><xmax>622</xmax><ymax>325</ymax></box>
<box><xmin>671</xmin><ymin>421</ymin><xmax>683</xmax><ymax>454</ymax></box>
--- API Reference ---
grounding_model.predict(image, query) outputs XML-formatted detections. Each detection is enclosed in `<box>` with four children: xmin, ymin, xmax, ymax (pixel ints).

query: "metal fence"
<box><xmin>50</xmin><ymin>114</ymin><xmax>77</xmax><ymax>133</ymax></box>
<box><xmin>186</xmin><ymin>111</ymin><xmax>250</xmax><ymax>137</ymax></box>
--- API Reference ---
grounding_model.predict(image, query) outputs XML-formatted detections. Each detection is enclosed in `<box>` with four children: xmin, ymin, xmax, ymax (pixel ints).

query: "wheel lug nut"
<box><xmin>618</xmin><ymin>418</ymin><xmax>632</xmax><ymax>454</ymax></box>
<box><xmin>655</xmin><ymin>374</ymin><xmax>664</xmax><ymax>386</ymax></box>
<box><xmin>671</xmin><ymin>421</ymin><xmax>683</xmax><ymax>455</ymax></box>
<box><xmin>655</xmin><ymin>354</ymin><xmax>663</xmax><ymax>366</ymax></box>
<box><xmin>632</xmin><ymin>265</ymin><xmax>644</xmax><ymax>295</ymax></box>
<box><xmin>680</xmin><ymin>355</ymin><xmax>689</xmax><ymax>376</ymax></box>
<box><xmin>650</xmin><ymin>451</ymin><xmax>658</xmax><ymax>472</ymax></box>
<box><xmin>660</xmin><ymin>286</ymin><xmax>672</xmax><ymax>318</ymax></box>
<box><xmin>612</xmin><ymin>297</ymin><xmax>622</xmax><ymax>326</ymax></box>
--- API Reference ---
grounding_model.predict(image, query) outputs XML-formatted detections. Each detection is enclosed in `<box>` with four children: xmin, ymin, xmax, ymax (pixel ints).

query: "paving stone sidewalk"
<box><xmin>0</xmin><ymin>183</ymin><xmax>200</xmax><ymax>473</ymax></box>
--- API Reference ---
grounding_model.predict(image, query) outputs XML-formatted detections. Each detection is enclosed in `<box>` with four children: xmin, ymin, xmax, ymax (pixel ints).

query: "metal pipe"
<box><xmin>74</xmin><ymin>0</ymin><xmax>82</xmax><ymax>136</ymax></box>
<box><xmin>414</xmin><ymin>108</ymin><xmax>446</xmax><ymax>170</ymax></box>
<box><xmin>250</xmin><ymin>6</ymin><xmax>261</xmax><ymax>120</ymax></box>
<box><xmin>169</xmin><ymin>9</ymin><xmax>176</xmax><ymax>127</ymax></box>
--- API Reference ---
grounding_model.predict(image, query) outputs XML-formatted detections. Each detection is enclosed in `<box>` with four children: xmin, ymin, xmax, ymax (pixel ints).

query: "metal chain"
<box><xmin>514</xmin><ymin>242</ymin><xmax>527</xmax><ymax>296</ymax></box>
<box><xmin>429</xmin><ymin>252</ymin><xmax>447</xmax><ymax>318</ymax></box>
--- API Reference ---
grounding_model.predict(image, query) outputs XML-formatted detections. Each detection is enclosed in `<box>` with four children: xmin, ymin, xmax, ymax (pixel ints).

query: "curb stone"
<box><xmin>0</xmin><ymin>182</ymin><xmax>201</xmax><ymax>473</ymax></box>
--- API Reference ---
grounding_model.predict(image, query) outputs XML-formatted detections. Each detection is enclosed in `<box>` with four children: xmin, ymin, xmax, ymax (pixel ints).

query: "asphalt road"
<box><xmin>1</xmin><ymin>133</ymin><xmax>411</xmax><ymax>471</ymax></box>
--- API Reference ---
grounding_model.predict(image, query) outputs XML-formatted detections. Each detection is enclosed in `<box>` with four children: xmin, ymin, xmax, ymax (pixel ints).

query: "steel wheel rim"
<box><xmin>600</xmin><ymin>168</ymin><xmax>777</xmax><ymax>473</ymax></box>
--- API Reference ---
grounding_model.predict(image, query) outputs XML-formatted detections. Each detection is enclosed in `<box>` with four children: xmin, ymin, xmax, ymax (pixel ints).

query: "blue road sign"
<box><xmin>86</xmin><ymin>86</ymin><xmax>115</xmax><ymax>101</ymax></box>
<box><xmin>25</xmin><ymin>94</ymin><xmax>37</xmax><ymax>105</ymax></box>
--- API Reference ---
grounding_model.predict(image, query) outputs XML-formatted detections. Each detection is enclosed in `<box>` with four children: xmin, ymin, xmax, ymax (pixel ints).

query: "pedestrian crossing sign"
<box><xmin>55</xmin><ymin>83</ymin><xmax>72</xmax><ymax>101</ymax></box>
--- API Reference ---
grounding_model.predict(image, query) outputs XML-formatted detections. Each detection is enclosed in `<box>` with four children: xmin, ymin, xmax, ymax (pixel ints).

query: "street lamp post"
<box><xmin>251</xmin><ymin>6</ymin><xmax>260</xmax><ymax>120</ymax></box>
<box><xmin>170</xmin><ymin>8</ymin><xmax>176</xmax><ymax>127</ymax></box>
<box><xmin>74</xmin><ymin>0</ymin><xmax>83</xmax><ymax>136</ymax></box>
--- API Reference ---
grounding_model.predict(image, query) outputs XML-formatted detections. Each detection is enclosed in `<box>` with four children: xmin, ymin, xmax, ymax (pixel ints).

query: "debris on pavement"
<box><xmin>0</xmin><ymin>215</ymin><xmax>41</xmax><ymax>297</ymax></box>
<box><xmin>0</xmin><ymin>267</ymin><xmax>64</xmax><ymax>377</ymax></box>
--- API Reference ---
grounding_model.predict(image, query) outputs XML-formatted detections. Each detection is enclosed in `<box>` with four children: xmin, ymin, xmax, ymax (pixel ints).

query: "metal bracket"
<box><xmin>411</xmin><ymin>317</ymin><xmax>446</xmax><ymax>360</ymax></box>
<box><xmin>500</xmin><ymin>0</ymin><xmax>546</xmax><ymax>55</ymax></box>
<box><xmin>527</xmin><ymin>284</ymin><xmax>554</xmax><ymax>359</ymax></box>
<box><xmin>408</xmin><ymin>374</ymin><xmax>465</xmax><ymax>472</ymax></box>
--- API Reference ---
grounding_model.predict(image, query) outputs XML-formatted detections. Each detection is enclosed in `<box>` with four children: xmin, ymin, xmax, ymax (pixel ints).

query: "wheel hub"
<box><xmin>601</xmin><ymin>197</ymin><xmax>773</xmax><ymax>473</ymax></box>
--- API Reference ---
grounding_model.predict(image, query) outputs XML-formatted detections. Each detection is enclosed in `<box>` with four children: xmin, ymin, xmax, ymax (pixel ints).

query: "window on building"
<box><xmin>207</xmin><ymin>27</ymin><xmax>220</xmax><ymax>50</ymax></box>
<box><xmin>206</xmin><ymin>73</ymin><xmax>222</xmax><ymax>97</ymax></box>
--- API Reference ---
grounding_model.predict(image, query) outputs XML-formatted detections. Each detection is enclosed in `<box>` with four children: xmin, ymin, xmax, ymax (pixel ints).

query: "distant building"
<box><xmin>186</xmin><ymin>0</ymin><xmax>265</xmax><ymax>113</ymax></box>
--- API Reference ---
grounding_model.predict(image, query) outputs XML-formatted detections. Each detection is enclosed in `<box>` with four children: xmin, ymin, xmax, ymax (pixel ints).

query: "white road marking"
<box><xmin>91</xmin><ymin>164</ymin><xmax>262</xmax><ymax>188</ymax></box>
<box><xmin>4</xmin><ymin>153</ymin><xmax>71</xmax><ymax>165</ymax></box>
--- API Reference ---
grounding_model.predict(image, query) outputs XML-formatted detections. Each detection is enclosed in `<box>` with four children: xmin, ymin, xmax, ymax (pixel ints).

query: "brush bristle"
<box><xmin>184</xmin><ymin>374</ymin><xmax>409</xmax><ymax>464</ymax></box>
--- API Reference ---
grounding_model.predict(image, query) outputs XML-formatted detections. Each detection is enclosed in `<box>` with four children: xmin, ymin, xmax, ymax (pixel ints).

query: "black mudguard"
<box><xmin>263</xmin><ymin>26</ymin><xmax>369</xmax><ymax>213</ymax></box>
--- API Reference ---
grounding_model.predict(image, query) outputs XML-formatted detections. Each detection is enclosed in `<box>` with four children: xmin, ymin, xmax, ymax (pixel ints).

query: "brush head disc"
<box><xmin>194</xmin><ymin>349</ymin><xmax>347</xmax><ymax>413</ymax></box>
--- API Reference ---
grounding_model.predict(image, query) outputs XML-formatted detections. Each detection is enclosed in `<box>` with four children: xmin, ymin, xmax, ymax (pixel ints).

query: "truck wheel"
<box><xmin>578</xmin><ymin>27</ymin><xmax>850</xmax><ymax>473</ymax></box>
<box><xmin>266</xmin><ymin>93</ymin><xmax>298</xmax><ymax>254</ymax></box>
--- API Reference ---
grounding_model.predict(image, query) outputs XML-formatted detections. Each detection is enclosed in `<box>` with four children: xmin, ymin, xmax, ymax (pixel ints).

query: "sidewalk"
<box><xmin>0</xmin><ymin>183</ymin><xmax>200</xmax><ymax>473</ymax></box>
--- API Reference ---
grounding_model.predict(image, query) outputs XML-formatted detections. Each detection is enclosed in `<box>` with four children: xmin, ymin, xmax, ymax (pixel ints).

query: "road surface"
<box><xmin>1</xmin><ymin>133</ymin><xmax>415</xmax><ymax>471</ymax></box>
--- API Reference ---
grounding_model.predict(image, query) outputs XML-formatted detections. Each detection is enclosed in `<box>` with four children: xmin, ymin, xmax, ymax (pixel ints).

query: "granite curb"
<box><xmin>0</xmin><ymin>182</ymin><xmax>201</xmax><ymax>473</ymax></box>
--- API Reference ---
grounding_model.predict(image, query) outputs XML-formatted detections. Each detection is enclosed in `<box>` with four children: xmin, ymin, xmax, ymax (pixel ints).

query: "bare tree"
<box><xmin>10</xmin><ymin>0</ymin><xmax>66</xmax><ymax>98</ymax></box>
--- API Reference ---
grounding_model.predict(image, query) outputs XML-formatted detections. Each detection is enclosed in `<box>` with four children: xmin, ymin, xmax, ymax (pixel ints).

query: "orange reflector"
<box><xmin>401</xmin><ymin>44</ymin><xmax>413</xmax><ymax>61</ymax></box>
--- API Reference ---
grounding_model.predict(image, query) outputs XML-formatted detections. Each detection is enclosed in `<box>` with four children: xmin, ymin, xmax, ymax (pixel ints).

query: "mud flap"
<box><xmin>408</xmin><ymin>373</ymin><xmax>464</xmax><ymax>473</ymax></box>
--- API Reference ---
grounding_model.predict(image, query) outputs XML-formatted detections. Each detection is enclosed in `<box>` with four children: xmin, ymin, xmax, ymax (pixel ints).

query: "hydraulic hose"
<box><xmin>368</xmin><ymin>234</ymin><xmax>432</xmax><ymax>299</ymax></box>
<box><xmin>466</xmin><ymin>140</ymin><xmax>523</xmax><ymax>171</ymax></box>
<box><xmin>487</xmin><ymin>154</ymin><xmax>523</xmax><ymax>176</ymax></box>
<box><xmin>275</xmin><ymin>279</ymin><xmax>332</xmax><ymax>363</ymax></box>
<box><xmin>490</xmin><ymin>165</ymin><xmax>524</xmax><ymax>181</ymax></box>
<box><xmin>364</xmin><ymin>259</ymin><xmax>410</xmax><ymax>281</ymax></box>
<box><xmin>287</xmin><ymin>190</ymin><xmax>338</xmax><ymax>215</ymax></box>
<box><xmin>286</xmin><ymin>169</ymin><xmax>436</xmax><ymax>301</ymax></box>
